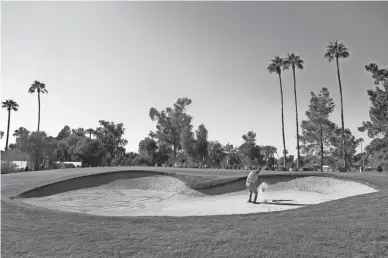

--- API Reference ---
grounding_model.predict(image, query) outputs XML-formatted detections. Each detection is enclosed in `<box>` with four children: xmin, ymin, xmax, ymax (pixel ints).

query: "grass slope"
<box><xmin>2</xmin><ymin>168</ymin><xmax>388</xmax><ymax>257</ymax></box>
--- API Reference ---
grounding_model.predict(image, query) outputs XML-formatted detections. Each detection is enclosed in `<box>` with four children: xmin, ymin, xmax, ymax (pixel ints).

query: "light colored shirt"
<box><xmin>246</xmin><ymin>170</ymin><xmax>259</xmax><ymax>183</ymax></box>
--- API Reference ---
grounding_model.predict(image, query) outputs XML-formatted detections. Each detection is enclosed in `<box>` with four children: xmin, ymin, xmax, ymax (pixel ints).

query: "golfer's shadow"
<box><xmin>254</xmin><ymin>199</ymin><xmax>308</xmax><ymax>206</ymax></box>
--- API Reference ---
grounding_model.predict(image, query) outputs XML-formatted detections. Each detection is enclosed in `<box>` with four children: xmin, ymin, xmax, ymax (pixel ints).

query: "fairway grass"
<box><xmin>2</xmin><ymin>168</ymin><xmax>388</xmax><ymax>257</ymax></box>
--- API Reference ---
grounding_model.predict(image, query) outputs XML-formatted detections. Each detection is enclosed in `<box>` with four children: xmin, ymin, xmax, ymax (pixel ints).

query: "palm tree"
<box><xmin>283</xmin><ymin>53</ymin><xmax>304</xmax><ymax>171</ymax></box>
<box><xmin>324</xmin><ymin>41</ymin><xmax>350</xmax><ymax>171</ymax></box>
<box><xmin>2</xmin><ymin>99</ymin><xmax>19</xmax><ymax>150</ymax></box>
<box><xmin>268</xmin><ymin>56</ymin><xmax>287</xmax><ymax>169</ymax></box>
<box><xmin>28</xmin><ymin>80</ymin><xmax>48</xmax><ymax>132</ymax></box>
<box><xmin>86</xmin><ymin>128</ymin><xmax>94</xmax><ymax>139</ymax></box>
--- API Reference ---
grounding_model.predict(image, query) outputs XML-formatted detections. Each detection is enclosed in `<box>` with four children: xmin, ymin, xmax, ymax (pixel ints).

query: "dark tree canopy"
<box><xmin>358</xmin><ymin>63</ymin><xmax>388</xmax><ymax>138</ymax></box>
<box><xmin>149</xmin><ymin>98</ymin><xmax>193</xmax><ymax>162</ymax></box>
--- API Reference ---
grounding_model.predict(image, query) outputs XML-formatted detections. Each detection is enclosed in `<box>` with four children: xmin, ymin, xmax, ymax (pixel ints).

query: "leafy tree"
<box><xmin>13</xmin><ymin>127</ymin><xmax>30</xmax><ymax>138</ymax></box>
<box><xmin>324</xmin><ymin>40</ymin><xmax>350</xmax><ymax>171</ymax></box>
<box><xmin>278</xmin><ymin>155</ymin><xmax>295</xmax><ymax>169</ymax></box>
<box><xmin>195</xmin><ymin>124</ymin><xmax>209</xmax><ymax>167</ymax></box>
<box><xmin>132</xmin><ymin>155</ymin><xmax>153</xmax><ymax>166</ymax></box>
<box><xmin>300</xmin><ymin>88</ymin><xmax>336</xmax><ymax>172</ymax></box>
<box><xmin>86</xmin><ymin>128</ymin><xmax>95</xmax><ymax>139</ymax></box>
<box><xmin>138</xmin><ymin>137</ymin><xmax>158</xmax><ymax>165</ymax></box>
<box><xmin>28</xmin><ymin>80</ymin><xmax>48</xmax><ymax>132</ymax></box>
<box><xmin>149</xmin><ymin>98</ymin><xmax>193</xmax><ymax>164</ymax></box>
<box><xmin>180</xmin><ymin>126</ymin><xmax>197</xmax><ymax>166</ymax></box>
<box><xmin>268</xmin><ymin>56</ymin><xmax>287</xmax><ymax>165</ymax></box>
<box><xmin>72</xmin><ymin>138</ymin><xmax>107</xmax><ymax>167</ymax></box>
<box><xmin>155</xmin><ymin>141</ymin><xmax>172</xmax><ymax>166</ymax></box>
<box><xmin>72</xmin><ymin>128</ymin><xmax>86</xmax><ymax>137</ymax></box>
<box><xmin>66</xmin><ymin>133</ymin><xmax>85</xmax><ymax>159</ymax></box>
<box><xmin>227</xmin><ymin>147</ymin><xmax>243</xmax><ymax>169</ymax></box>
<box><xmin>110</xmin><ymin>146</ymin><xmax>128</xmax><ymax>166</ymax></box>
<box><xmin>283</xmin><ymin>53</ymin><xmax>304</xmax><ymax>170</ymax></box>
<box><xmin>57</xmin><ymin>125</ymin><xmax>72</xmax><ymax>140</ymax></box>
<box><xmin>125</xmin><ymin>152</ymin><xmax>139</xmax><ymax>166</ymax></box>
<box><xmin>239</xmin><ymin>131</ymin><xmax>263</xmax><ymax>168</ymax></box>
<box><xmin>13</xmin><ymin>127</ymin><xmax>30</xmax><ymax>151</ymax></box>
<box><xmin>359</xmin><ymin>63</ymin><xmax>388</xmax><ymax>138</ymax></box>
<box><xmin>261</xmin><ymin>145</ymin><xmax>277</xmax><ymax>167</ymax></box>
<box><xmin>95</xmin><ymin>120</ymin><xmax>128</xmax><ymax>166</ymax></box>
<box><xmin>224</xmin><ymin>143</ymin><xmax>234</xmax><ymax>153</ymax></box>
<box><xmin>329</xmin><ymin>126</ymin><xmax>362</xmax><ymax>169</ymax></box>
<box><xmin>353</xmin><ymin>151</ymin><xmax>368</xmax><ymax>168</ymax></box>
<box><xmin>364</xmin><ymin>137</ymin><xmax>388</xmax><ymax>170</ymax></box>
<box><xmin>208</xmin><ymin>141</ymin><xmax>225</xmax><ymax>168</ymax></box>
<box><xmin>57</xmin><ymin>139</ymin><xmax>70</xmax><ymax>161</ymax></box>
<box><xmin>302</xmin><ymin>155</ymin><xmax>321</xmax><ymax>169</ymax></box>
<box><xmin>2</xmin><ymin>99</ymin><xmax>19</xmax><ymax>150</ymax></box>
<box><xmin>42</xmin><ymin>136</ymin><xmax>58</xmax><ymax>164</ymax></box>
<box><xmin>25</xmin><ymin>131</ymin><xmax>48</xmax><ymax>169</ymax></box>
<box><xmin>357</xmin><ymin>63</ymin><xmax>388</xmax><ymax>171</ymax></box>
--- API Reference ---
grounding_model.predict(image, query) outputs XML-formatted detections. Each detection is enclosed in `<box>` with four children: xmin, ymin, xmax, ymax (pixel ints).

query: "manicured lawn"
<box><xmin>2</xmin><ymin>168</ymin><xmax>388</xmax><ymax>257</ymax></box>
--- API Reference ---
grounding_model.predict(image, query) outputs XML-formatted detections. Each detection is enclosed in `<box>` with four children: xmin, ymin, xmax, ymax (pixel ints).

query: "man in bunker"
<box><xmin>246</xmin><ymin>165</ymin><xmax>262</xmax><ymax>203</ymax></box>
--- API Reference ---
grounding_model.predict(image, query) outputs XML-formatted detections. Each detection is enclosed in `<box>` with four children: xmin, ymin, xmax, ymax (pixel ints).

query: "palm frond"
<box><xmin>29</xmin><ymin>80</ymin><xmax>48</xmax><ymax>94</ymax></box>
<box><xmin>268</xmin><ymin>56</ymin><xmax>283</xmax><ymax>75</ymax></box>
<box><xmin>28</xmin><ymin>86</ymin><xmax>36</xmax><ymax>93</ymax></box>
<box><xmin>282</xmin><ymin>60</ymin><xmax>290</xmax><ymax>71</ymax></box>
<box><xmin>296</xmin><ymin>59</ymin><xmax>304</xmax><ymax>69</ymax></box>
<box><xmin>283</xmin><ymin>53</ymin><xmax>304</xmax><ymax>70</ymax></box>
<box><xmin>324</xmin><ymin>51</ymin><xmax>334</xmax><ymax>62</ymax></box>
<box><xmin>267</xmin><ymin>63</ymin><xmax>277</xmax><ymax>74</ymax></box>
<box><xmin>2</xmin><ymin>99</ymin><xmax>19</xmax><ymax>111</ymax></box>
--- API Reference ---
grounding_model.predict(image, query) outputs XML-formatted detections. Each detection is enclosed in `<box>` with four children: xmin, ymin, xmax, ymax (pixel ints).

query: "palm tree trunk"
<box><xmin>320</xmin><ymin>125</ymin><xmax>324</xmax><ymax>172</ymax></box>
<box><xmin>292</xmin><ymin>67</ymin><xmax>301</xmax><ymax>171</ymax></box>
<box><xmin>278</xmin><ymin>73</ymin><xmax>287</xmax><ymax>170</ymax></box>
<box><xmin>37</xmin><ymin>91</ymin><xmax>41</xmax><ymax>132</ymax></box>
<box><xmin>336</xmin><ymin>57</ymin><xmax>346</xmax><ymax>171</ymax></box>
<box><xmin>5</xmin><ymin>110</ymin><xmax>11</xmax><ymax>150</ymax></box>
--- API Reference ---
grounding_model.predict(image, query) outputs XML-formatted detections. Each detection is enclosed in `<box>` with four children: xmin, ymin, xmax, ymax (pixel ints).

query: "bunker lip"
<box><xmin>16</xmin><ymin>170</ymin><xmax>323</xmax><ymax>199</ymax></box>
<box><xmin>17</xmin><ymin>172</ymin><xmax>379</xmax><ymax>217</ymax></box>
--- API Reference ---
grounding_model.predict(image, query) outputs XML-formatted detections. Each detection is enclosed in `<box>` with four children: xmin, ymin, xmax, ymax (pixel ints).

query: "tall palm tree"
<box><xmin>268</xmin><ymin>56</ymin><xmax>287</xmax><ymax>169</ymax></box>
<box><xmin>283</xmin><ymin>53</ymin><xmax>304</xmax><ymax>171</ymax></box>
<box><xmin>324</xmin><ymin>41</ymin><xmax>350</xmax><ymax>171</ymax></box>
<box><xmin>28</xmin><ymin>80</ymin><xmax>48</xmax><ymax>132</ymax></box>
<box><xmin>86</xmin><ymin>128</ymin><xmax>94</xmax><ymax>139</ymax></box>
<box><xmin>2</xmin><ymin>99</ymin><xmax>19</xmax><ymax>150</ymax></box>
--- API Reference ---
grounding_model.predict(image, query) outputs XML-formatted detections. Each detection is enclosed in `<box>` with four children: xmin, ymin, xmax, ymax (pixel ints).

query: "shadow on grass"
<box><xmin>253</xmin><ymin>200</ymin><xmax>309</xmax><ymax>206</ymax></box>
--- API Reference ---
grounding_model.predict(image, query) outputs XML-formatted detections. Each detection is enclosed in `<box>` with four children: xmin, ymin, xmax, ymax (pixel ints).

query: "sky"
<box><xmin>1</xmin><ymin>1</ymin><xmax>388</xmax><ymax>156</ymax></box>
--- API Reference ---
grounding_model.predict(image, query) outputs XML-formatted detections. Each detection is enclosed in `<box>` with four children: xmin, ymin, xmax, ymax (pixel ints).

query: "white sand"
<box><xmin>21</xmin><ymin>176</ymin><xmax>377</xmax><ymax>217</ymax></box>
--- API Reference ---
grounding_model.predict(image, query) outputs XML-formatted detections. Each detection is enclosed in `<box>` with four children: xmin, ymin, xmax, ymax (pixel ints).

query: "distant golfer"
<box><xmin>246</xmin><ymin>166</ymin><xmax>262</xmax><ymax>203</ymax></box>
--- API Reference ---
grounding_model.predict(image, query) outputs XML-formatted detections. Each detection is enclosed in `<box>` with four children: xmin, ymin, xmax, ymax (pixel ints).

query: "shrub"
<box><xmin>1</xmin><ymin>161</ymin><xmax>18</xmax><ymax>174</ymax></box>
<box><xmin>132</xmin><ymin>156</ymin><xmax>152</xmax><ymax>166</ymax></box>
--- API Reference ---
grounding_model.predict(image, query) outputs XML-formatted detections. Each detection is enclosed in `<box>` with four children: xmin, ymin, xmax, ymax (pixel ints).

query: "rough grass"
<box><xmin>2</xmin><ymin>168</ymin><xmax>388</xmax><ymax>257</ymax></box>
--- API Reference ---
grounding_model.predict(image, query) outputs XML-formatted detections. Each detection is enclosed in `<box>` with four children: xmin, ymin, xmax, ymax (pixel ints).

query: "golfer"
<box><xmin>246</xmin><ymin>165</ymin><xmax>262</xmax><ymax>203</ymax></box>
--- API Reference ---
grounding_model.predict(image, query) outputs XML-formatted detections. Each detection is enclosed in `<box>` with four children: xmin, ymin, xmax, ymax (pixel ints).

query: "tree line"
<box><xmin>1</xmin><ymin>41</ymin><xmax>387</xmax><ymax>172</ymax></box>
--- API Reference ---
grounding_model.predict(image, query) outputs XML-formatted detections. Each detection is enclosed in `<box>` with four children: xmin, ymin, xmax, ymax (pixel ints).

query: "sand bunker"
<box><xmin>21</xmin><ymin>175</ymin><xmax>377</xmax><ymax>217</ymax></box>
